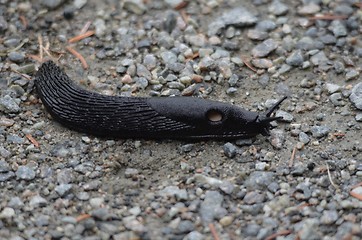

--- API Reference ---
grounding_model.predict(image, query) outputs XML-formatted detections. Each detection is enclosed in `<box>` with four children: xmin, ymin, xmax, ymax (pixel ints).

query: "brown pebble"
<box><xmin>192</xmin><ymin>74</ymin><xmax>203</xmax><ymax>83</ymax></box>
<box><xmin>0</xmin><ymin>117</ymin><xmax>15</xmax><ymax>127</ymax></box>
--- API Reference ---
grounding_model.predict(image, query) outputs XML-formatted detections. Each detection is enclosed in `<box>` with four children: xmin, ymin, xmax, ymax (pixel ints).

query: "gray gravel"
<box><xmin>0</xmin><ymin>0</ymin><xmax>361</xmax><ymax>239</ymax></box>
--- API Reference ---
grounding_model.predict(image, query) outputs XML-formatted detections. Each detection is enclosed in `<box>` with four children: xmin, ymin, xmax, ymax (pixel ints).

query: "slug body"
<box><xmin>34</xmin><ymin>61</ymin><xmax>286</xmax><ymax>140</ymax></box>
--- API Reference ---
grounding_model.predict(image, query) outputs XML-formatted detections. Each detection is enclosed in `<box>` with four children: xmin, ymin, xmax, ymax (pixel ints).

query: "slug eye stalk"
<box><xmin>34</xmin><ymin>61</ymin><xmax>287</xmax><ymax>140</ymax></box>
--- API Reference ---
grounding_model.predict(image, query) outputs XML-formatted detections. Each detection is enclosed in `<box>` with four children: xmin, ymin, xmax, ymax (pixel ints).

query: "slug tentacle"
<box><xmin>34</xmin><ymin>61</ymin><xmax>286</xmax><ymax>140</ymax></box>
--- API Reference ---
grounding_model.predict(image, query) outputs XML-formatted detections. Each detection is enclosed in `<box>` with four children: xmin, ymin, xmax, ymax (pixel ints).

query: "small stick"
<box><xmin>27</xmin><ymin>54</ymin><xmax>43</xmax><ymax>62</ymax></box>
<box><xmin>350</xmin><ymin>188</ymin><xmax>362</xmax><ymax>201</ymax></box>
<box><xmin>38</xmin><ymin>34</ymin><xmax>43</xmax><ymax>61</ymax></box>
<box><xmin>208</xmin><ymin>223</ymin><xmax>220</xmax><ymax>240</ymax></box>
<box><xmin>332</xmin><ymin>132</ymin><xmax>345</xmax><ymax>138</ymax></box>
<box><xmin>41</xmin><ymin>45</ymin><xmax>53</xmax><ymax>59</ymax></box>
<box><xmin>174</xmin><ymin>1</ymin><xmax>188</xmax><ymax>10</ymax></box>
<box><xmin>309</xmin><ymin>15</ymin><xmax>348</xmax><ymax>20</ymax></box>
<box><xmin>265</xmin><ymin>230</ymin><xmax>292</xmax><ymax>240</ymax></box>
<box><xmin>10</xmin><ymin>69</ymin><xmax>32</xmax><ymax>81</ymax></box>
<box><xmin>241</xmin><ymin>56</ymin><xmax>257</xmax><ymax>72</ymax></box>
<box><xmin>354</xmin><ymin>3</ymin><xmax>362</xmax><ymax>8</ymax></box>
<box><xmin>68</xmin><ymin>30</ymin><xmax>95</xmax><ymax>43</ymax></box>
<box><xmin>66</xmin><ymin>46</ymin><xmax>88</xmax><ymax>69</ymax></box>
<box><xmin>80</xmin><ymin>21</ymin><xmax>92</xmax><ymax>35</ymax></box>
<box><xmin>326</xmin><ymin>163</ymin><xmax>338</xmax><ymax>189</ymax></box>
<box><xmin>26</xmin><ymin>134</ymin><xmax>40</xmax><ymax>148</ymax></box>
<box><xmin>19</xmin><ymin>15</ymin><xmax>28</xmax><ymax>29</ymax></box>
<box><xmin>289</xmin><ymin>146</ymin><xmax>297</xmax><ymax>168</ymax></box>
<box><xmin>76</xmin><ymin>213</ymin><xmax>91</xmax><ymax>222</ymax></box>
<box><xmin>350</xmin><ymin>182</ymin><xmax>362</xmax><ymax>189</ymax></box>
<box><xmin>0</xmin><ymin>38</ymin><xmax>29</xmax><ymax>56</ymax></box>
<box><xmin>180</xmin><ymin>9</ymin><xmax>189</xmax><ymax>23</ymax></box>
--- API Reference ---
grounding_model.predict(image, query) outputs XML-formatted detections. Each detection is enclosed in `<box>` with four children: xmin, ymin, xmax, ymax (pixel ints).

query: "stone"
<box><xmin>8</xmin><ymin>52</ymin><xmax>25</xmax><ymax>63</ymax></box>
<box><xmin>199</xmin><ymin>191</ymin><xmax>226</xmax><ymax>223</ymax></box>
<box><xmin>158</xmin><ymin>186</ymin><xmax>188</xmax><ymax>200</ymax></box>
<box><xmin>0</xmin><ymin>95</ymin><xmax>20</xmax><ymax>113</ymax></box>
<box><xmin>299</xmin><ymin>132</ymin><xmax>310</xmax><ymax>144</ymax></box>
<box><xmin>286</xmin><ymin>50</ymin><xmax>304</xmax><ymax>66</ymax></box>
<box><xmin>251</xmin><ymin>39</ymin><xmax>278</xmax><ymax>58</ymax></box>
<box><xmin>252</xmin><ymin>58</ymin><xmax>273</xmax><ymax>69</ymax></box>
<box><xmin>55</xmin><ymin>184</ymin><xmax>73</xmax><ymax>197</ymax></box>
<box><xmin>350</xmin><ymin>83</ymin><xmax>362</xmax><ymax>110</ymax></box>
<box><xmin>160</xmin><ymin>51</ymin><xmax>177</xmax><ymax>64</ymax></box>
<box><xmin>136</xmin><ymin>63</ymin><xmax>152</xmax><ymax>80</ymax></box>
<box><xmin>345</xmin><ymin>69</ymin><xmax>359</xmax><ymax>81</ymax></box>
<box><xmin>269</xmin><ymin>0</ymin><xmax>289</xmax><ymax>16</ymax></box>
<box><xmin>0</xmin><ymin>207</ymin><xmax>15</xmax><ymax>219</ymax></box>
<box><xmin>42</xmin><ymin>0</ymin><xmax>64</xmax><ymax>9</ymax></box>
<box><xmin>244</xmin><ymin>171</ymin><xmax>275</xmax><ymax>190</ymax></box>
<box><xmin>298</xmin><ymin>3</ymin><xmax>320</xmax><ymax>15</ymax></box>
<box><xmin>275</xmin><ymin>110</ymin><xmax>293</xmax><ymax>122</ymax></box>
<box><xmin>311</xmin><ymin>125</ymin><xmax>330</xmax><ymax>138</ymax></box>
<box><xmin>0</xmin><ymin>160</ymin><xmax>10</xmax><ymax>173</ymax></box>
<box><xmin>29</xmin><ymin>195</ymin><xmax>47</xmax><ymax>208</ymax></box>
<box><xmin>256</xmin><ymin>20</ymin><xmax>277</xmax><ymax>32</ymax></box>
<box><xmin>16</xmin><ymin>166</ymin><xmax>36</xmax><ymax>180</ymax></box>
<box><xmin>143</xmin><ymin>54</ymin><xmax>157</xmax><ymax>70</ymax></box>
<box><xmin>310</xmin><ymin>51</ymin><xmax>328</xmax><ymax>66</ymax></box>
<box><xmin>247</xmin><ymin>30</ymin><xmax>268</xmax><ymax>40</ymax></box>
<box><xmin>321</xmin><ymin>210</ymin><xmax>339</xmax><ymax>224</ymax></box>
<box><xmin>325</xmin><ymin>83</ymin><xmax>341</xmax><ymax>94</ymax></box>
<box><xmin>208</xmin><ymin>7</ymin><xmax>258</xmax><ymax>36</ymax></box>
<box><xmin>223</xmin><ymin>142</ymin><xmax>237</xmax><ymax>158</ymax></box>
<box><xmin>123</xmin><ymin>0</ymin><xmax>146</xmax><ymax>15</ymax></box>
<box><xmin>329</xmin><ymin>20</ymin><xmax>347</xmax><ymax>37</ymax></box>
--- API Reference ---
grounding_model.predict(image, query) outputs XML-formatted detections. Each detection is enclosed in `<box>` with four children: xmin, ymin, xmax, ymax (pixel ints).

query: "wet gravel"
<box><xmin>0</xmin><ymin>0</ymin><xmax>362</xmax><ymax>239</ymax></box>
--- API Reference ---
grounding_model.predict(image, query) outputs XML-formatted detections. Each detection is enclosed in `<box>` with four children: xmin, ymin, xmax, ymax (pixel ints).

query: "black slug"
<box><xmin>34</xmin><ymin>61</ymin><xmax>287</xmax><ymax>140</ymax></box>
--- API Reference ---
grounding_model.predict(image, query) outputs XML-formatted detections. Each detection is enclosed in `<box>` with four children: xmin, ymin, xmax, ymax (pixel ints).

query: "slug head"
<box><xmin>254</xmin><ymin>96</ymin><xmax>287</xmax><ymax>136</ymax></box>
<box><xmin>147</xmin><ymin>96</ymin><xmax>287</xmax><ymax>139</ymax></box>
<box><xmin>216</xmin><ymin>96</ymin><xmax>287</xmax><ymax>138</ymax></box>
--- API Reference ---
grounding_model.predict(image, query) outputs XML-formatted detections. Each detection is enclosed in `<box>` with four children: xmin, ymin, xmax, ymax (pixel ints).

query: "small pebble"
<box><xmin>223</xmin><ymin>142</ymin><xmax>237</xmax><ymax>158</ymax></box>
<box><xmin>286</xmin><ymin>50</ymin><xmax>304</xmax><ymax>67</ymax></box>
<box><xmin>16</xmin><ymin>166</ymin><xmax>36</xmax><ymax>180</ymax></box>
<box><xmin>8</xmin><ymin>52</ymin><xmax>25</xmax><ymax>63</ymax></box>
<box><xmin>0</xmin><ymin>95</ymin><xmax>21</xmax><ymax>113</ymax></box>
<box><xmin>123</xmin><ymin>0</ymin><xmax>146</xmax><ymax>15</ymax></box>
<box><xmin>311</xmin><ymin>125</ymin><xmax>331</xmax><ymax>138</ymax></box>
<box><xmin>251</xmin><ymin>39</ymin><xmax>278</xmax><ymax>58</ymax></box>
<box><xmin>42</xmin><ymin>0</ymin><xmax>65</xmax><ymax>10</ymax></box>
<box><xmin>55</xmin><ymin>184</ymin><xmax>73</xmax><ymax>197</ymax></box>
<box><xmin>269</xmin><ymin>0</ymin><xmax>289</xmax><ymax>16</ymax></box>
<box><xmin>349</xmin><ymin>83</ymin><xmax>362</xmax><ymax>110</ymax></box>
<box><xmin>199</xmin><ymin>191</ymin><xmax>226</xmax><ymax>223</ymax></box>
<box><xmin>345</xmin><ymin>69</ymin><xmax>359</xmax><ymax>81</ymax></box>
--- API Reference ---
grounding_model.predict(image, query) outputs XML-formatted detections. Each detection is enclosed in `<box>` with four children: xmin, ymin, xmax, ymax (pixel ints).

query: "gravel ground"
<box><xmin>1</xmin><ymin>0</ymin><xmax>362</xmax><ymax>239</ymax></box>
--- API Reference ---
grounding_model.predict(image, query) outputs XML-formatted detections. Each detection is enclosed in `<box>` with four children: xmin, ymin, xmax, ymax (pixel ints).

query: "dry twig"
<box><xmin>241</xmin><ymin>56</ymin><xmax>257</xmax><ymax>72</ymax></box>
<box><xmin>350</xmin><ymin>182</ymin><xmax>362</xmax><ymax>201</ymax></box>
<box><xmin>265</xmin><ymin>230</ymin><xmax>292</xmax><ymax>240</ymax></box>
<box><xmin>38</xmin><ymin>34</ymin><xmax>43</xmax><ymax>62</ymax></box>
<box><xmin>326</xmin><ymin>163</ymin><xmax>339</xmax><ymax>189</ymax></box>
<box><xmin>174</xmin><ymin>1</ymin><xmax>189</xmax><ymax>10</ymax></box>
<box><xmin>76</xmin><ymin>214</ymin><xmax>91</xmax><ymax>222</ymax></box>
<box><xmin>26</xmin><ymin>134</ymin><xmax>40</xmax><ymax>148</ymax></box>
<box><xmin>80</xmin><ymin>21</ymin><xmax>92</xmax><ymax>35</ymax></box>
<box><xmin>289</xmin><ymin>146</ymin><xmax>297</xmax><ymax>168</ymax></box>
<box><xmin>180</xmin><ymin>9</ymin><xmax>189</xmax><ymax>23</ymax></box>
<box><xmin>309</xmin><ymin>14</ymin><xmax>348</xmax><ymax>20</ymax></box>
<box><xmin>9</xmin><ymin>69</ymin><xmax>32</xmax><ymax>81</ymax></box>
<box><xmin>68</xmin><ymin>30</ymin><xmax>95</xmax><ymax>43</ymax></box>
<box><xmin>19</xmin><ymin>15</ymin><xmax>28</xmax><ymax>29</ymax></box>
<box><xmin>66</xmin><ymin>46</ymin><xmax>88</xmax><ymax>69</ymax></box>
<box><xmin>208</xmin><ymin>223</ymin><xmax>220</xmax><ymax>240</ymax></box>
